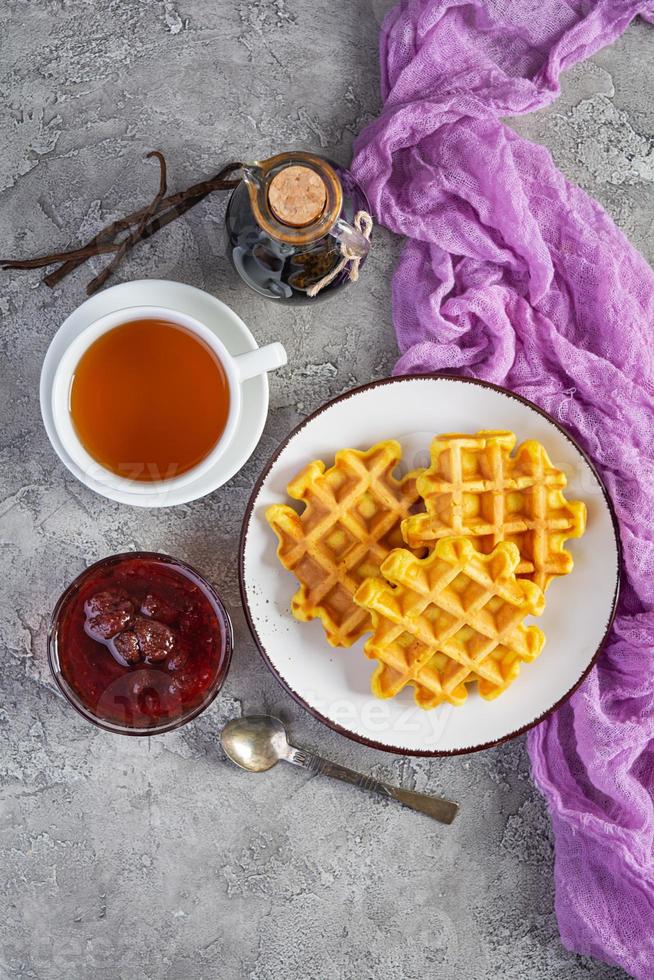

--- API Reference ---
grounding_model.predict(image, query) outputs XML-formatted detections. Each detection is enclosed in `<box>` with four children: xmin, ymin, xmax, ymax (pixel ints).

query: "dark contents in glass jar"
<box><xmin>56</xmin><ymin>556</ymin><xmax>228</xmax><ymax>730</ymax></box>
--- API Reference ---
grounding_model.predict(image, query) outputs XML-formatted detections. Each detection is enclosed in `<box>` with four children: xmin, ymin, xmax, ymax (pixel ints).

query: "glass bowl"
<box><xmin>48</xmin><ymin>551</ymin><xmax>233</xmax><ymax>736</ymax></box>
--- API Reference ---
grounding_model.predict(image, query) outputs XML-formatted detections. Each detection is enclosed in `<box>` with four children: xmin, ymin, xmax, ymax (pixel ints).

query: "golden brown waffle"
<box><xmin>355</xmin><ymin>537</ymin><xmax>545</xmax><ymax>709</ymax></box>
<box><xmin>402</xmin><ymin>430</ymin><xmax>586</xmax><ymax>591</ymax></box>
<box><xmin>266</xmin><ymin>441</ymin><xmax>423</xmax><ymax>647</ymax></box>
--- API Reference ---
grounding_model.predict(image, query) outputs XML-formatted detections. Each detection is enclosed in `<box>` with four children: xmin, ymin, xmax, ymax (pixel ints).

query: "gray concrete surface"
<box><xmin>1</xmin><ymin>3</ymin><xmax>652</xmax><ymax>978</ymax></box>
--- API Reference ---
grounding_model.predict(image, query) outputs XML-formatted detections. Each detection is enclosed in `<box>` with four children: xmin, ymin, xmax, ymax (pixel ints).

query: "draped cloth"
<box><xmin>352</xmin><ymin>2</ymin><xmax>654</xmax><ymax>975</ymax></box>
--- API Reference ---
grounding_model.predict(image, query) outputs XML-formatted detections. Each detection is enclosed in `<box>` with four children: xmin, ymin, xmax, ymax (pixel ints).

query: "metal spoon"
<box><xmin>220</xmin><ymin>715</ymin><xmax>459</xmax><ymax>825</ymax></box>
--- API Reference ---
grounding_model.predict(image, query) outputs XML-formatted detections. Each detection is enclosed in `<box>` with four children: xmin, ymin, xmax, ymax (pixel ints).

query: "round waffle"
<box><xmin>355</xmin><ymin>537</ymin><xmax>545</xmax><ymax>709</ymax></box>
<box><xmin>266</xmin><ymin>440</ymin><xmax>424</xmax><ymax>647</ymax></box>
<box><xmin>402</xmin><ymin>430</ymin><xmax>587</xmax><ymax>591</ymax></box>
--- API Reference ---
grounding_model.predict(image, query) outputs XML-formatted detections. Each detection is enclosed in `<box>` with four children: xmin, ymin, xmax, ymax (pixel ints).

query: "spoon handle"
<box><xmin>285</xmin><ymin>746</ymin><xmax>458</xmax><ymax>825</ymax></box>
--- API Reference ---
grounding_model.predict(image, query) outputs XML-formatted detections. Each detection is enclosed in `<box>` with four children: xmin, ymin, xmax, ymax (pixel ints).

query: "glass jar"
<box><xmin>225</xmin><ymin>151</ymin><xmax>371</xmax><ymax>303</ymax></box>
<box><xmin>48</xmin><ymin>552</ymin><xmax>233</xmax><ymax>736</ymax></box>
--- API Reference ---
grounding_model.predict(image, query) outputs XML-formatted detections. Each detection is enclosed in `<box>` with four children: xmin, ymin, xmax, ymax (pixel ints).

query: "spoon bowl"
<box><xmin>220</xmin><ymin>715</ymin><xmax>289</xmax><ymax>772</ymax></box>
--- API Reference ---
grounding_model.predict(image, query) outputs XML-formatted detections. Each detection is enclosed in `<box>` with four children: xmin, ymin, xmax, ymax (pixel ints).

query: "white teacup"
<box><xmin>51</xmin><ymin>305</ymin><xmax>287</xmax><ymax>496</ymax></box>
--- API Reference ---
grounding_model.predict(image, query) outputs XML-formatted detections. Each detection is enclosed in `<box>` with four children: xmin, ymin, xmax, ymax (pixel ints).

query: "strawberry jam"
<box><xmin>49</xmin><ymin>553</ymin><xmax>232</xmax><ymax>734</ymax></box>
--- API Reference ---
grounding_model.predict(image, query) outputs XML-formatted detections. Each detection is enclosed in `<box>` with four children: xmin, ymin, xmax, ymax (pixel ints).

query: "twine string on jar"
<box><xmin>306</xmin><ymin>210</ymin><xmax>373</xmax><ymax>298</ymax></box>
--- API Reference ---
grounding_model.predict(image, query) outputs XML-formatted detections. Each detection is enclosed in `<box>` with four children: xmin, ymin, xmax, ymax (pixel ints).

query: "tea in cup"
<box><xmin>50</xmin><ymin>305</ymin><xmax>286</xmax><ymax>496</ymax></box>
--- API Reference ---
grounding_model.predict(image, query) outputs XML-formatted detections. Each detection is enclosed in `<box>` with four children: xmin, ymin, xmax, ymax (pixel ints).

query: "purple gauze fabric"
<box><xmin>352</xmin><ymin>1</ymin><xmax>654</xmax><ymax>976</ymax></box>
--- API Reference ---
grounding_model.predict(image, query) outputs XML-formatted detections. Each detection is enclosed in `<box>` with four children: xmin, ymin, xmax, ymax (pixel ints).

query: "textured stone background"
<box><xmin>1</xmin><ymin>3</ymin><xmax>652</xmax><ymax>978</ymax></box>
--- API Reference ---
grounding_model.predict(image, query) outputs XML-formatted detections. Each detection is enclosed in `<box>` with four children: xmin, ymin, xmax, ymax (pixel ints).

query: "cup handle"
<box><xmin>232</xmin><ymin>343</ymin><xmax>287</xmax><ymax>383</ymax></box>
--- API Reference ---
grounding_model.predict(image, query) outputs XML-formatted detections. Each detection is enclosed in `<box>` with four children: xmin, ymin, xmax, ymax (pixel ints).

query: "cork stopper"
<box><xmin>268</xmin><ymin>165</ymin><xmax>327</xmax><ymax>228</ymax></box>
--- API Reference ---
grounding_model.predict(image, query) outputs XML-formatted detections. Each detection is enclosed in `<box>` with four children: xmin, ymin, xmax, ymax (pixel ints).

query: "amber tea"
<box><xmin>69</xmin><ymin>319</ymin><xmax>230</xmax><ymax>482</ymax></box>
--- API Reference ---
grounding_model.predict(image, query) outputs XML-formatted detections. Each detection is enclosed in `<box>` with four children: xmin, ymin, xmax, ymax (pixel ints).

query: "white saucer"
<box><xmin>40</xmin><ymin>280</ymin><xmax>269</xmax><ymax>507</ymax></box>
<box><xmin>240</xmin><ymin>376</ymin><xmax>621</xmax><ymax>755</ymax></box>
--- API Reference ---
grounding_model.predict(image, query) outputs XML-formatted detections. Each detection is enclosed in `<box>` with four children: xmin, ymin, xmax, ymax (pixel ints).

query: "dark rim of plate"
<box><xmin>238</xmin><ymin>373</ymin><xmax>622</xmax><ymax>757</ymax></box>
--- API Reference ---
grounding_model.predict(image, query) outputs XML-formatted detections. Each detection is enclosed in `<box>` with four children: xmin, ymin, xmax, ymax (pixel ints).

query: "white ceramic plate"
<box><xmin>40</xmin><ymin>279</ymin><xmax>269</xmax><ymax>507</ymax></box>
<box><xmin>240</xmin><ymin>376</ymin><xmax>621</xmax><ymax>755</ymax></box>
